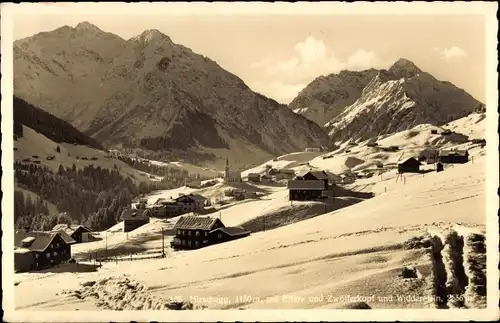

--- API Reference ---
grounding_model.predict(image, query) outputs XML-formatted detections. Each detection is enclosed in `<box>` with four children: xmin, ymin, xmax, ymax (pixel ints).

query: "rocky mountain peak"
<box><xmin>130</xmin><ymin>29</ymin><xmax>173</xmax><ymax>45</ymax></box>
<box><xmin>75</xmin><ymin>21</ymin><xmax>104</xmax><ymax>33</ymax></box>
<box><xmin>388</xmin><ymin>58</ymin><xmax>422</xmax><ymax>78</ymax></box>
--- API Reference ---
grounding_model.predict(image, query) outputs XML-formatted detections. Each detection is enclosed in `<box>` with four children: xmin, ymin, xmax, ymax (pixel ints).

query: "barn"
<box><xmin>120</xmin><ymin>209</ymin><xmax>150</xmax><ymax>232</ymax></box>
<box><xmin>439</xmin><ymin>150</ymin><xmax>469</xmax><ymax>164</ymax></box>
<box><xmin>398</xmin><ymin>157</ymin><xmax>421</xmax><ymax>174</ymax></box>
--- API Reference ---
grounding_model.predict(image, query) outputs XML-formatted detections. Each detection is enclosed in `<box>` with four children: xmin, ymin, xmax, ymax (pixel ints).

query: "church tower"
<box><xmin>224</xmin><ymin>158</ymin><xmax>230</xmax><ymax>182</ymax></box>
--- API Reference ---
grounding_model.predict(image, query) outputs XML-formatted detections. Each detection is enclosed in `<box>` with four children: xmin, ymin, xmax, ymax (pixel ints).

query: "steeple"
<box><xmin>224</xmin><ymin>158</ymin><xmax>230</xmax><ymax>182</ymax></box>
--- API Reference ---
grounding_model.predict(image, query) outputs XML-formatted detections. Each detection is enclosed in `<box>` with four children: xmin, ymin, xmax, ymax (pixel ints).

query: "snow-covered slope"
<box><xmin>14</xmin><ymin>153</ymin><xmax>487</xmax><ymax>311</ymax></box>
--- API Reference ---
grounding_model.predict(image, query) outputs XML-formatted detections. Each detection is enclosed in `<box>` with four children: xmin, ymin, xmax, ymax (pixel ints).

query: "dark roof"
<box><xmin>14</xmin><ymin>230</ymin><xmax>76</xmax><ymax>252</ymax></box>
<box><xmin>173</xmin><ymin>216</ymin><xmax>223</xmax><ymax>230</ymax></box>
<box><xmin>52</xmin><ymin>224</ymin><xmax>91</xmax><ymax>235</ymax></box>
<box><xmin>295</xmin><ymin>170</ymin><xmax>329</xmax><ymax>180</ymax></box>
<box><xmin>399</xmin><ymin>157</ymin><xmax>421</xmax><ymax>167</ymax></box>
<box><xmin>176</xmin><ymin>193</ymin><xmax>207</xmax><ymax>202</ymax></box>
<box><xmin>439</xmin><ymin>150</ymin><xmax>469</xmax><ymax>157</ymax></box>
<box><xmin>279</xmin><ymin>169</ymin><xmax>295</xmax><ymax>174</ymax></box>
<box><xmin>120</xmin><ymin>209</ymin><xmax>149</xmax><ymax>221</ymax></box>
<box><xmin>211</xmin><ymin>226</ymin><xmax>250</xmax><ymax>237</ymax></box>
<box><xmin>288</xmin><ymin>180</ymin><xmax>326</xmax><ymax>190</ymax></box>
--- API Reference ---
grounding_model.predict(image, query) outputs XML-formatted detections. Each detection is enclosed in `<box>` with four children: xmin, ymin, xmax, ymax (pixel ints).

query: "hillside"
<box><xmin>289</xmin><ymin>69</ymin><xmax>378</xmax><ymax>126</ymax></box>
<box><xmin>13</xmin><ymin>23</ymin><xmax>332</xmax><ymax>168</ymax></box>
<box><xmin>14</xmin><ymin>153</ymin><xmax>487</xmax><ymax>311</ymax></box>
<box><xmin>324</xmin><ymin>59</ymin><xmax>483</xmax><ymax>143</ymax></box>
<box><xmin>14</xmin><ymin>95</ymin><xmax>104</xmax><ymax>150</ymax></box>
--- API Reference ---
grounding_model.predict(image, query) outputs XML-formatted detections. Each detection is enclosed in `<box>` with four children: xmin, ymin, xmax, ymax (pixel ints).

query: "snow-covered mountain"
<box><xmin>289</xmin><ymin>69</ymin><xmax>379</xmax><ymax>126</ymax></box>
<box><xmin>13</xmin><ymin>22</ymin><xmax>333</xmax><ymax>168</ymax></box>
<box><xmin>324</xmin><ymin>59</ymin><xmax>483</xmax><ymax>143</ymax></box>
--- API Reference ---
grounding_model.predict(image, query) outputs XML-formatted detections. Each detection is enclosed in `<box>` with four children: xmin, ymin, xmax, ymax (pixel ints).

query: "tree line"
<box><xmin>13</xmin><ymin>95</ymin><xmax>104</xmax><ymax>150</ymax></box>
<box><xmin>116</xmin><ymin>154</ymin><xmax>213</xmax><ymax>182</ymax></box>
<box><xmin>14</xmin><ymin>161</ymin><xmax>214</xmax><ymax>232</ymax></box>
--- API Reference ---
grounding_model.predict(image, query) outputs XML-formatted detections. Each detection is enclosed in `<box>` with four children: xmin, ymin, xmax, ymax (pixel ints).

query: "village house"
<box><xmin>120</xmin><ymin>209</ymin><xmax>150</xmax><ymax>232</ymax></box>
<box><xmin>14</xmin><ymin>230</ymin><xmax>76</xmax><ymax>272</ymax></box>
<box><xmin>51</xmin><ymin>223</ymin><xmax>95</xmax><ymax>244</ymax></box>
<box><xmin>186</xmin><ymin>179</ymin><xmax>202</xmax><ymax>189</ymax></box>
<box><xmin>247</xmin><ymin>173</ymin><xmax>261</xmax><ymax>182</ymax></box>
<box><xmin>398</xmin><ymin>157</ymin><xmax>422</xmax><ymax>173</ymax></box>
<box><xmin>152</xmin><ymin>193</ymin><xmax>209</xmax><ymax>217</ymax></box>
<box><xmin>305</xmin><ymin>147</ymin><xmax>321</xmax><ymax>152</ymax></box>
<box><xmin>176</xmin><ymin>193</ymin><xmax>209</xmax><ymax>212</ymax></box>
<box><xmin>288</xmin><ymin>170</ymin><xmax>331</xmax><ymax>201</ymax></box>
<box><xmin>170</xmin><ymin>216</ymin><xmax>250</xmax><ymax>250</ymax></box>
<box><xmin>418</xmin><ymin>148</ymin><xmax>439</xmax><ymax>164</ymax></box>
<box><xmin>439</xmin><ymin>150</ymin><xmax>469</xmax><ymax>164</ymax></box>
<box><xmin>323</xmin><ymin>171</ymin><xmax>342</xmax><ymax>185</ymax></box>
<box><xmin>224</xmin><ymin>158</ymin><xmax>242</xmax><ymax>183</ymax></box>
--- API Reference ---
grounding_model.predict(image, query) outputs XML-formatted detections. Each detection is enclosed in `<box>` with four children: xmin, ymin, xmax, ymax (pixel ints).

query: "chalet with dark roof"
<box><xmin>170</xmin><ymin>216</ymin><xmax>250</xmax><ymax>250</ymax></box>
<box><xmin>288</xmin><ymin>170</ymin><xmax>330</xmax><ymax>201</ymax></box>
<box><xmin>52</xmin><ymin>223</ymin><xmax>94</xmax><ymax>243</ymax></box>
<box><xmin>398</xmin><ymin>157</ymin><xmax>421</xmax><ymax>174</ymax></box>
<box><xmin>14</xmin><ymin>230</ymin><xmax>76</xmax><ymax>272</ymax></box>
<box><xmin>439</xmin><ymin>150</ymin><xmax>469</xmax><ymax>164</ymax></box>
<box><xmin>120</xmin><ymin>208</ymin><xmax>150</xmax><ymax>232</ymax></box>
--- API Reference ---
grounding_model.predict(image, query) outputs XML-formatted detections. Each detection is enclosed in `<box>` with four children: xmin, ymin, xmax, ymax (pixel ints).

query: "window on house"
<box><xmin>188</xmin><ymin>241</ymin><xmax>192</xmax><ymax>246</ymax></box>
<box><xmin>50</xmin><ymin>259</ymin><xmax>54</xmax><ymax>263</ymax></box>
<box><xmin>56</xmin><ymin>243</ymin><xmax>60</xmax><ymax>248</ymax></box>
<box><xmin>182</xmin><ymin>240</ymin><xmax>186</xmax><ymax>245</ymax></box>
<box><xmin>195</xmin><ymin>241</ymin><xmax>199</xmax><ymax>247</ymax></box>
<box><xmin>35</xmin><ymin>262</ymin><xmax>39</xmax><ymax>267</ymax></box>
<box><xmin>205</xmin><ymin>232</ymin><xmax>208</xmax><ymax>237</ymax></box>
<box><xmin>46</xmin><ymin>253</ymin><xmax>51</xmax><ymax>258</ymax></box>
<box><xmin>203</xmin><ymin>240</ymin><xmax>208</xmax><ymax>244</ymax></box>
<box><xmin>35</xmin><ymin>254</ymin><xmax>39</xmax><ymax>259</ymax></box>
<box><xmin>50</xmin><ymin>244</ymin><xmax>54</xmax><ymax>249</ymax></box>
<box><xmin>188</xmin><ymin>231</ymin><xmax>192</xmax><ymax>236</ymax></box>
<box><xmin>177</xmin><ymin>230</ymin><xmax>181</xmax><ymax>235</ymax></box>
<box><xmin>218</xmin><ymin>233</ymin><xmax>223</xmax><ymax>239</ymax></box>
<box><xmin>53</xmin><ymin>251</ymin><xmax>58</xmax><ymax>256</ymax></box>
<box><xmin>195</xmin><ymin>231</ymin><xmax>200</xmax><ymax>236</ymax></box>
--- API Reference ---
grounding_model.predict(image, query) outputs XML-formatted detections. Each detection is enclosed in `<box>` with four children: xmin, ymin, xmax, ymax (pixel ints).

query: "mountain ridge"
<box><xmin>14</xmin><ymin>22</ymin><xmax>333</xmax><ymax>168</ymax></box>
<box><xmin>290</xmin><ymin>58</ymin><xmax>482</xmax><ymax>143</ymax></box>
<box><xmin>323</xmin><ymin>60</ymin><xmax>482</xmax><ymax>143</ymax></box>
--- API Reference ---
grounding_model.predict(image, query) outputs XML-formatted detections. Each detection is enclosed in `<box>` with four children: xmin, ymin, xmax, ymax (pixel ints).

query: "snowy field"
<box><xmin>14</xmin><ymin>153</ymin><xmax>487</xmax><ymax>311</ymax></box>
<box><xmin>12</xmin><ymin>113</ymin><xmax>492</xmax><ymax>312</ymax></box>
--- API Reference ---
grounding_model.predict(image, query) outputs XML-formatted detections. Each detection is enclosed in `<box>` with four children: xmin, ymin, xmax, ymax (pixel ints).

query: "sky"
<box><xmin>11</xmin><ymin>12</ymin><xmax>486</xmax><ymax>104</ymax></box>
